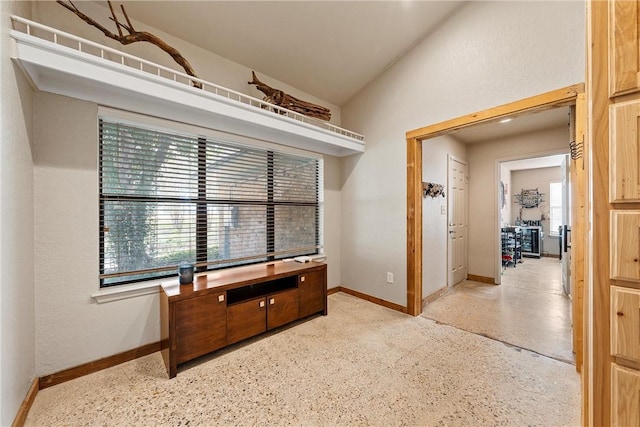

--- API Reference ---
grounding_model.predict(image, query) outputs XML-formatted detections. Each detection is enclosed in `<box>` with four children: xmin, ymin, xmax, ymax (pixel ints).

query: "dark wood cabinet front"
<box><xmin>267</xmin><ymin>288</ymin><xmax>299</xmax><ymax>329</ymax></box>
<box><xmin>175</xmin><ymin>292</ymin><xmax>227</xmax><ymax>364</ymax></box>
<box><xmin>161</xmin><ymin>261</ymin><xmax>326</xmax><ymax>378</ymax></box>
<box><xmin>298</xmin><ymin>269</ymin><xmax>327</xmax><ymax>318</ymax></box>
<box><xmin>227</xmin><ymin>297</ymin><xmax>267</xmax><ymax>345</ymax></box>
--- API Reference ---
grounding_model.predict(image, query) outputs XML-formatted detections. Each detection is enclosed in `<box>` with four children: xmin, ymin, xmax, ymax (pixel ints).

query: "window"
<box><xmin>99</xmin><ymin>116</ymin><xmax>321</xmax><ymax>287</ymax></box>
<box><xmin>549</xmin><ymin>181</ymin><xmax>563</xmax><ymax>236</ymax></box>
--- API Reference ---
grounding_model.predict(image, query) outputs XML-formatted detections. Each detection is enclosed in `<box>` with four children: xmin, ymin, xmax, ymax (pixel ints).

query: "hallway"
<box><xmin>421</xmin><ymin>257</ymin><xmax>573</xmax><ymax>363</ymax></box>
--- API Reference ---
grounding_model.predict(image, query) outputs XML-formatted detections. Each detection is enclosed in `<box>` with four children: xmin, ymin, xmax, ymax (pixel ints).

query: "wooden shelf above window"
<box><xmin>9</xmin><ymin>16</ymin><xmax>365</xmax><ymax>157</ymax></box>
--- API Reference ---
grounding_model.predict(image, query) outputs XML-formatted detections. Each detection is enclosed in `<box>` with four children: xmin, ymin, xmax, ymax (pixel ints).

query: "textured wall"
<box><xmin>1</xmin><ymin>1</ymin><xmax>35</xmax><ymax>424</ymax></box>
<box><xmin>340</xmin><ymin>1</ymin><xmax>585</xmax><ymax>306</ymax></box>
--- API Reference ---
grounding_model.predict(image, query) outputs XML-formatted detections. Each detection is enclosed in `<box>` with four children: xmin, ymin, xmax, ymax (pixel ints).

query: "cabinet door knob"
<box><xmin>269</xmin><ymin>298</ymin><xmax>275</xmax><ymax>305</ymax></box>
<box><xmin>218</xmin><ymin>294</ymin><xmax>225</xmax><ymax>303</ymax></box>
<box><xmin>259</xmin><ymin>300</ymin><xmax>265</xmax><ymax>308</ymax></box>
<box><xmin>300</xmin><ymin>276</ymin><xmax>306</xmax><ymax>282</ymax></box>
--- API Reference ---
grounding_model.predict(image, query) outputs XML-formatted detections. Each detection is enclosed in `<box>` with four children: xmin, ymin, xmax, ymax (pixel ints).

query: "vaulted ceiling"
<box><xmin>95</xmin><ymin>1</ymin><xmax>566</xmax><ymax>139</ymax></box>
<box><xmin>115</xmin><ymin>1</ymin><xmax>466</xmax><ymax>106</ymax></box>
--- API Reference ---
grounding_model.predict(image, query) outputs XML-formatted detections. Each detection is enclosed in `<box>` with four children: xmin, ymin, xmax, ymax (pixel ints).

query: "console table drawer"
<box><xmin>227</xmin><ymin>297</ymin><xmax>267</xmax><ymax>345</ymax></box>
<box><xmin>175</xmin><ymin>292</ymin><xmax>227</xmax><ymax>364</ymax></box>
<box><xmin>267</xmin><ymin>288</ymin><xmax>299</xmax><ymax>329</ymax></box>
<box><xmin>299</xmin><ymin>269</ymin><xmax>327</xmax><ymax>318</ymax></box>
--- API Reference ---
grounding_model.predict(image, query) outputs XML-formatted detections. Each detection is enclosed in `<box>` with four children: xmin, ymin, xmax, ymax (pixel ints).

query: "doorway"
<box><xmin>405</xmin><ymin>84</ymin><xmax>586</xmax><ymax>367</ymax></box>
<box><xmin>498</xmin><ymin>153</ymin><xmax>569</xmax><ymax>284</ymax></box>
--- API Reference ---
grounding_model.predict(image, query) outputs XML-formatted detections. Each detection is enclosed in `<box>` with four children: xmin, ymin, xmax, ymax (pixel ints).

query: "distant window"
<box><xmin>549</xmin><ymin>181</ymin><xmax>562</xmax><ymax>236</ymax></box>
<box><xmin>99</xmin><ymin>116</ymin><xmax>322</xmax><ymax>287</ymax></box>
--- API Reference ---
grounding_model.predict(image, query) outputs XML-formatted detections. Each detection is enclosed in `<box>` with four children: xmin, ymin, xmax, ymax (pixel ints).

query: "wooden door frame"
<box><xmin>405</xmin><ymin>83</ymin><xmax>584</xmax><ymax>317</ymax></box>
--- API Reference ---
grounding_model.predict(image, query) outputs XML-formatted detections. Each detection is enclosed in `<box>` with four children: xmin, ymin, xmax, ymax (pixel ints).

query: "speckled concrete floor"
<box><xmin>26</xmin><ymin>292</ymin><xmax>580</xmax><ymax>426</ymax></box>
<box><xmin>422</xmin><ymin>257</ymin><xmax>574</xmax><ymax>364</ymax></box>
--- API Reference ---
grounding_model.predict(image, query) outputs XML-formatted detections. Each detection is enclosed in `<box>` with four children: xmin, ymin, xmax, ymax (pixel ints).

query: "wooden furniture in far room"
<box><xmin>160</xmin><ymin>261</ymin><xmax>327</xmax><ymax>378</ymax></box>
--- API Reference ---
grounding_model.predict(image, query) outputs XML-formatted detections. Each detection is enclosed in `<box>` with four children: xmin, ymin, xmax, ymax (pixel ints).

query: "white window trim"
<box><xmin>98</xmin><ymin>106</ymin><xmax>323</xmax><ymax>161</ymax></box>
<box><xmin>94</xmin><ymin>107</ymin><xmax>325</xmax><ymax>301</ymax></box>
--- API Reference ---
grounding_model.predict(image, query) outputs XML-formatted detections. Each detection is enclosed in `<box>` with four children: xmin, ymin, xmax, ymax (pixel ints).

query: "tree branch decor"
<box><xmin>57</xmin><ymin>1</ymin><xmax>201</xmax><ymax>88</ymax></box>
<box><xmin>248</xmin><ymin>71</ymin><xmax>331</xmax><ymax>121</ymax></box>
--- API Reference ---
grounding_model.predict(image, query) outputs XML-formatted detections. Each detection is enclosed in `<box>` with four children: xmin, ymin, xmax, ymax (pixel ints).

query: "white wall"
<box><xmin>511</xmin><ymin>166</ymin><xmax>562</xmax><ymax>256</ymax></box>
<box><xmin>422</xmin><ymin>135</ymin><xmax>466</xmax><ymax>298</ymax></box>
<box><xmin>340</xmin><ymin>1</ymin><xmax>585</xmax><ymax>306</ymax></box>
<box><xmin>29</xmin><ymin>3</ymin><xmax>343</xmax><ymax>375</ymax></box>
<box><xmin>1</xmin><ymin>1</ymin><xmax>35</xmax><ymax>424</ymax></box>
<box><xmin>467</xmin><ymin>127</ymin><xmax>569</xmax><ymax>281</ymax></box>
<box><xmin>323</xmin><ymin>156</ymin><xmax>342</xmax><ymax>289</ymax></box>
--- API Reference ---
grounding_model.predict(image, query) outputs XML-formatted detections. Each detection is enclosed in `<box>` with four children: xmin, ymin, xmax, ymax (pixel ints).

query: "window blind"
<box><xmin>99</xmin><ymin>119</ymin><xmax>320</xmax><ymax>286</ymax></box>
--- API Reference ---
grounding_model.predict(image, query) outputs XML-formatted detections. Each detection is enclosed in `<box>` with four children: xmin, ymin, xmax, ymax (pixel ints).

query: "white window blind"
<box><xmin>549</xmin><ymin>181</ymin><xmax>563</xmax><ymax>236</ymax></box>
<box><xmin>99</xmin><ymin>119</ymin><xmax>320</xmax><ymax>287</ymax></box>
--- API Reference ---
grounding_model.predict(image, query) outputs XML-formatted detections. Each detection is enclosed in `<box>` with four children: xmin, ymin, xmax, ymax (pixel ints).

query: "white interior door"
<box><xmin>448</xmin><ymin>156</ymin><xmax>468</xmax><ymax>286</ymax></box>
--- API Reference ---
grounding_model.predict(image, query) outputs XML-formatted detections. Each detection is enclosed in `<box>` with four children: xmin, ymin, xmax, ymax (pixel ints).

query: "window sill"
<box><xmin>91</xmin><ymin>280</ymin><xmax>164</xmax><ymax>304</ymax></box>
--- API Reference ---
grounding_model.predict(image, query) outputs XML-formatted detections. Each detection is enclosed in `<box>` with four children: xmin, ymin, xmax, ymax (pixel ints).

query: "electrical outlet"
<box><xmin>386</xmin><ymin>272</ymin><xmax>394</xmax><ymax>284</ymax></box>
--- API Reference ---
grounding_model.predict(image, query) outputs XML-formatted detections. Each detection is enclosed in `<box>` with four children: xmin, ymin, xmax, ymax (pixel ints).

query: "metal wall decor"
<box><xmin>514</xmin><ymin>188</ymin><xmax>544</xmax><ymax>208</ymax></box>
<box><xmin>423</xmin><ymin>182</ymin><xmax>445</xmax><ymax>198</ymax></box>
<box><xmin>569</xmin><ymin>139</ymin><xmax>583</xmax><ymax>160</ymax></box>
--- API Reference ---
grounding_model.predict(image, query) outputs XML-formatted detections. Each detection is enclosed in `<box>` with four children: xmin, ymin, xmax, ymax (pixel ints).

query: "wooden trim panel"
<box><xmin>336</xmin><ymin>287</ymin><xmax>407</xmax><ymax>314</ymax></box>
<box><xmin>572</xmin><ymin>93</ymin><xmax>587</xmax><ymax>376</ymax></box>
<box><xmin>588</xmin><ymin>1</ymin><xmax>612</xmax><ymax>424</ymax></box>
<box><xmin>422</xmin><ymin>286</ymin><xmax>447</xmax><ymax>307</ymax></box>
<box><xmin>542</xmin><ymin>253</ymin><xmax>560</xmax><ymax>259</ymax></box>
<box><xmin>11</xmin><ymin>377</ymin><xmax>38</xmax><ymax>427</ymax></box>
<box><xmin>609</xmin><ymin>0</ymin><xmax>640</xmax><ymax>97</ymax></box>
<box><xmin>406</xmin><ymin>137</ymin><xmax>422</xmax><ymax>316</ymax></box>
<box><xmin>466</xmin><ymin>274</ymin><xmax>496</xmax><ymax>285</ymax></box>
<box><xmin>327</xmin><ymin>286</ymin><xmax>341</xmax><ymax>295</ymax></box>
<box><xmin>39</xmin><ymin>341</ymin><xmax>161</xmax><ymax>389</ymax></box>
<box><xmin>406</xmin><ymin>84</ymin><xmax>584</xmax><ymax>141</ymax></box>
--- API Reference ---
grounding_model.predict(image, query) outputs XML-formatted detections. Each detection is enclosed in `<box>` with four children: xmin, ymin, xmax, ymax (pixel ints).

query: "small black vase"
<box><xmin>178</xmin><ymin>264</ymin><xmax>194</xmax><ymax>284</ymax></box>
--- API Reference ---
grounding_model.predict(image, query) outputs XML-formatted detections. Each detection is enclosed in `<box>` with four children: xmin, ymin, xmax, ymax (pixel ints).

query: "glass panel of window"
<box><xmin>99</xmin><ymin>118</ymin><xmax>320</xmax><ymax>287</ymax></box>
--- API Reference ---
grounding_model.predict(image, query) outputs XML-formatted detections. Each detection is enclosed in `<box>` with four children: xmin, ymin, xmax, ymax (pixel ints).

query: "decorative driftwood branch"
<box><xmin>56</xmin><ymin>1</ymin><xmax>201</xmax><ymax>88</ymax></box>
<box><xmin>248</xmin><ymin>71</ymin><xmax>331</xmax><ymax>121</ymax></box>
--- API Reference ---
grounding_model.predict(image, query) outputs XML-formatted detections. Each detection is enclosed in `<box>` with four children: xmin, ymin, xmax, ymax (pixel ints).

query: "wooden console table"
<box><xmin>160</xmin><ymin>261</ymin><xmax>327</xmax><ymax>378</ymax></box>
